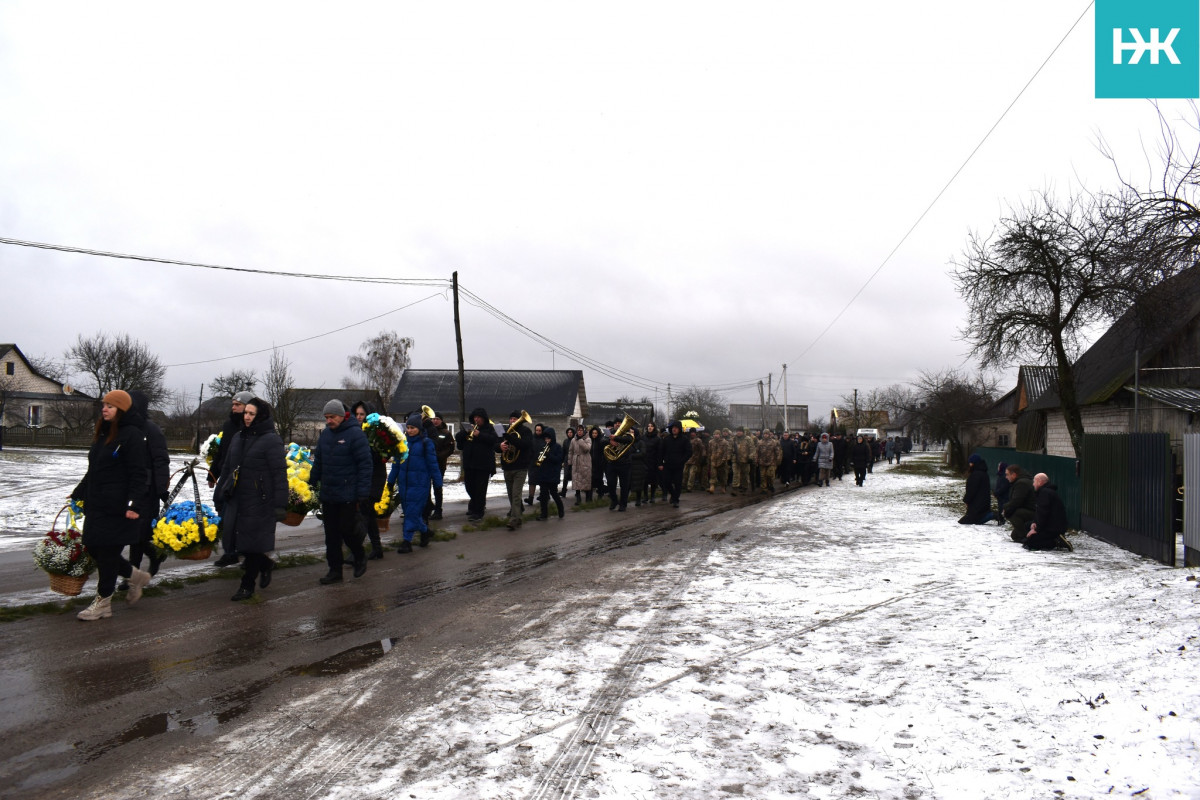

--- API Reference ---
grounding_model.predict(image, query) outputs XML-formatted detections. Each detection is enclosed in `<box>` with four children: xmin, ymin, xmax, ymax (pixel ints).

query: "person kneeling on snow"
<box><xmin>958</xmin><ymin>454</ymin><xmax>994</xmax><ymax>524</ymax></box>
<box><xmin>1024</xmin><ymin>473</ymin><xmax>1072</xmax><ymax>552</ymax></box>
<box><xmin>388</xmin><ymin>414</ymin><xmax>443</xmax><ymax>553</ymax></box>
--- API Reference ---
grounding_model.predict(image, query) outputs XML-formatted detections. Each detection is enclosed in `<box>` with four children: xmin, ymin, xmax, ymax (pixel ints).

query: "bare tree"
<box><xmin>26</xmin><ymin>353</ymin><xmax>68</xmax><ymax>384</ymax></box>
<box><xmin>837</xmin><ymin>388</ymin><xmax>890</xmax><ymax>431</ymax></box>
<box><xmin>64</xmin><ymin>332</ymin><xmax>167</xmax><ymax>405</ymax></box>
<box><xmin>886</xmin><ymin>369</ymin><xmax>998</xmax><ymax>470</ymax></box>
<box><xmin>669</xmin><ymin>386</ymin><xmax>730</xmax><ymax>431</ymax></box>
<box><xmin>209</xmin><ymin>368</ymin><xmax>258</xmax><ymax>399</ymax></box>
<box><xmin>951</xmin><ymin>190</ymin><xmax>1163</xmax><ymax>458</ymax></box>
<box><xmin>346</xmin><ymin>332</ymin><xmax>413</xmax><ymax>414</ymax></box>
<box><xmin>263</xmin><ymin>348</ymin><xmax>297</xmax><ymax>440</ymax></box>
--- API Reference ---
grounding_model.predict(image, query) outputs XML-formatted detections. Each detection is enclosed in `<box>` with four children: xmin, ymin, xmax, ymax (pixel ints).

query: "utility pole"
<box><xmin>782</xmin><ymin>363</ymin><xmax>788</xmax><ymax>431</ymax></box>
<box><xmin>853</xmin><ymin>388</ymin><xmax>859</xmax><ymax>431</ymax></box>
<box><xmin>453</xmin><ymin>271</ymin><xmax>466</xmax><ymax>426</ymax></box>
<box><xmin>194</xmin><ymin>384</ymin><xmax>204</xmax><ymax>454</ymax></box>
<box><xmin>758</xmin><ymin>380</ymin><xmax>766</xmax><ymax>431</ymax></box>
<box><xmin>667</xmin><ymin>384</ymin><xmax>672</xmax><ymax>421</ymax></box>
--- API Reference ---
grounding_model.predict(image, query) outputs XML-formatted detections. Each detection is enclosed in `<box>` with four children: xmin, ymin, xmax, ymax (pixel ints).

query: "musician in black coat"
<box><xmin>456</xmin><ymin>407</ymin><xmax>498</xmax><ymax>522</ymax></box>
<box><xmin>529</xmin><ymin>426</ymin><xmax>565</xmax><ymax>520</ymax></box>
<box><xmin>497</xmin><ymin>410</ymin><xmax>534</xmax><ymax>530</ymax></box>
<box><xmin>658</xmin><ymin>421</ymin><xmax>693</xmax><ymax>508</ymax></box>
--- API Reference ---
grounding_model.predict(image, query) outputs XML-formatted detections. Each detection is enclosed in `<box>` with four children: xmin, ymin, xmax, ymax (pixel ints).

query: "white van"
<box><xmin>855</xmin><ymin>428</ymin><xmax>880</xmax><ymax>439</ymax></box>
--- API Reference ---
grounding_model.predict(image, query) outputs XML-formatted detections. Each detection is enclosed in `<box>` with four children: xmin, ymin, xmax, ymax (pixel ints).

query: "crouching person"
<box><xmin>1002</xmin><ymin>465</ymin><xmax>1035</xmax><ymax>542</ymax></box>
<box><xmin>1024</xmin><ymin>473</ymin><xmax>1072</xmax><ymax>552</ymax></box>
<box><xmin>311</xmin><ymin>399</ymin><xmax>371</xmax><ymax>584</ymax></box>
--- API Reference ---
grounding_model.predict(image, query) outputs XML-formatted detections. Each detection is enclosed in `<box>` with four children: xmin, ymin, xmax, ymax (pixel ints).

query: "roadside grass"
<box><xmin>2</xmin><ymin>553</ymin><xmax>327</xmax><ymax>622</ymax></box>
<box><xmin>893</xmin><ymin>455</ymin><xmax>966</xmax><ymax>514</ymax></box>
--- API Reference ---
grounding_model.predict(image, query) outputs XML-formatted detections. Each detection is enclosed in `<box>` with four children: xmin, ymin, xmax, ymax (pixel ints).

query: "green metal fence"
<box><xmin>1080</xmin><ymin>433</ymin><xmax>1174</xmax><ymax>565</ymax></box>
<box><xmin>971</xmin><ymin>446</ymin><xmax>1081</xmax><ymax>529</ymax></box>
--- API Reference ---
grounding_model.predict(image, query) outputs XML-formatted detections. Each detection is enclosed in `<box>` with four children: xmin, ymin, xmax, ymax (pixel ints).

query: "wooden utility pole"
<box><xmin>453</xmin><ymin>271</ymin><xmax>466</xmax><ymax>426</ymax></box>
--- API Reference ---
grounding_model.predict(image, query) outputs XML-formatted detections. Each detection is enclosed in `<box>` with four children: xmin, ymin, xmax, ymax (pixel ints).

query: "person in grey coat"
<box><xmin>815</xmin><ymin>433</ymin><xmax>834</xmax><ymax>487</ymax></box>
<box><xmin>215</xmin><ymin>398</ymin><xmax>287</xmax><ymax>601</ymax></box>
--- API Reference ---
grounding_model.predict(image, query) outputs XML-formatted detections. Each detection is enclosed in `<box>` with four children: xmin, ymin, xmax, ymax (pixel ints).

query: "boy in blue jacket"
<box><xmin>388</xmin><ymin>413</ymin><xmax>443</xmax><ymax>553</ymax></box>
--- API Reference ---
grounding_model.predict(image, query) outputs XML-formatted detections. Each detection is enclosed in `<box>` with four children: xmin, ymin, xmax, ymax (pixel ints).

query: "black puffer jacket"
<box><xmin>130</xmin><ymin>390</ymin><xmax>170</xmax><ymax>513</ymax></box>
<box><xmin>642</xmin><ymin>428</ymin><xmax>663</xmax><ymax>472</ymax></box>
<box><xmin>215</xmin><ymin>407</ymin><xmax>287</xmax><ymax>554</ymax></box>
<box><xmin>1034</xmin><ymin>482</ymin><xmax>1068</xmax><ymax>536</ymax></box>
<box><xmin>660</xmin><ymin>426</ymin><xmax>693</xmax><ymax>469</ymax></box>
<box><xmin>71</xmin><ymin>414</ymin><xmax>149</xmax><ymax>548</ymax></box>
<box><xmin>310</xmin><ymin>416</ymin><xmax>373</xmax><ymax>504</ymax></box>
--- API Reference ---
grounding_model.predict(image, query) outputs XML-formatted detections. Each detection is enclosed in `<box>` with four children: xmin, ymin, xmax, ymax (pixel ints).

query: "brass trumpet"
<box><xmin>534</xmin><ymin>442</ymin><xmax>550</xmax><ymax>466</ymax></box>
<box><xmin>502</xmin><ymin>410</ymin><xmax>532</xmax><ymax>464</ymax></box>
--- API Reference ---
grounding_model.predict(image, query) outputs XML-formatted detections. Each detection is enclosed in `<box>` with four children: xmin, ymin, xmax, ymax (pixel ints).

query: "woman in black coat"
<box><xmin>71</xmin><ymin>390</ymin><xmax>151</xmax><ymax>621</ymax></box>
<box><xmin>959</xmin><ymin>454</ymin><xmax>994</xmax><ymax>524</ymax></box>
<box><xmin>215</xmin><ymin>398</ymin><xmax>288</xmax><ymax>600</ymax></box>
<box><xmin>640</xmin><ymin>422</ymin><xmax>663</xmax><ymax>504</ymax></box>
<box><xmin>529</xmin><ymin>427</ymin><xmax>564</xmax><ymax>520</ymax></box>
<box><xmin>850</xmin><ymin>434</ymin><xmax>872</xmax><ymax>486</ymax></box>
<box><xmin>588</xmin><ymin>426</ymin><xmax>608</xmax><ymax>499</ymax></box>
<box><xmin>560</xmin><ymin>426</ymin><xmax>576</xmax><ymax>496</ymax></box>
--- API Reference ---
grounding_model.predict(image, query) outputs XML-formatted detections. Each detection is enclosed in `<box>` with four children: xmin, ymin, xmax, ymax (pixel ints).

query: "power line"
<box><xmin>788</xmin><ymin>0</ymin><xmax>1095</xmax><ymax>363</ymax></box>
<box><xmin>163</xmin><ymin>292</ymin><xmax>444</xmax><ymax>368</ymax></box>
<box><xmin>0</xmin><ymin>235</ymin><xmax>449</xmax><ymax>287</ymax></box>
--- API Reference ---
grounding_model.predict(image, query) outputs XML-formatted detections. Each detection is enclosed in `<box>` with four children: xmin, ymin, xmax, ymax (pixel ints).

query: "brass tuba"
<box><xmin>502</xmin><ymin>410</ymin><xmax>532</xmax><ymax>464</ymax></box>
<box><xmin>420</xmin><ymin>405</ymin><xmax>436</xmax><ymax>422</ymax></box>
<box><xmin>604</xmin><ymin>413</ymin><xmax>638</xmax><ymax>461</ymax></box>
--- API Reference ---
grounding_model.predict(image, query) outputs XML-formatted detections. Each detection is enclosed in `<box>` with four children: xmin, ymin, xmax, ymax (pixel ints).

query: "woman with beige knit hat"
<box><xmin>70</xmin><ymin>390</ymin><xmax>153</xmax><ymax>621</ymax></box>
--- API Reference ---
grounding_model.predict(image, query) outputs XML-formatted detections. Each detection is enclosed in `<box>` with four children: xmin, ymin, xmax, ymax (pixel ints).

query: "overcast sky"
<box><xmin>0</xmin><ymin>1</ymin><xmax>1190</xmax><ymax>421</ymax></box>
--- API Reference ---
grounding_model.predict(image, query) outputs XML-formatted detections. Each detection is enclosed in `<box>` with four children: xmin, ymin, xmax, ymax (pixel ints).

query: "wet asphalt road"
<box><xmin>0</xmin><ymin>485</ymin><xmax>796</xmax><ymax>799</ymax></box>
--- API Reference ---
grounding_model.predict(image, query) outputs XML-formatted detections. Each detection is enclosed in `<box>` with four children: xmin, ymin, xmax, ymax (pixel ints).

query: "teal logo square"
<box><xmin>1096</xmin><ymin>0</ymin><xmax>1199</xmax><ymax>98</ymax></box>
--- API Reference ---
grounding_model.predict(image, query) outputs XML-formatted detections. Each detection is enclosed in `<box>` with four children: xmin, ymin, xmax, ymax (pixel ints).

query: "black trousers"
<box><xmin>90</xmin><ymin>543</ymin><xmax>133</xmax><ymax>598</ymax></box>
<box><xmin>322</xmin><ymin>501</ymin><xmax>365</xmax><ymax>569</ymax></box>
<box><xmin>538</xmin><ymin>482</ymin><xmax>564</xmax><ymax>517</ymax></box>
<box><xmin>661</xmin><ymin>465</ymin><xmax>685</xmax><ymax>503</ymax></box>
<box><xmin>463</xmin><ymin>468</ymin><xmax>491</xmax><ymax>518</ymax></box>
<box><xmin>240</xmin><ymin>552</ymin><xmax>272</xmax><ymax>589</ymax></box>
<box><xmin>358</xmin><ymin>501</ymin><xmax>382</xmax><ymax>551</ymax></box>
<box><xmin>609</xmin><ymin>462</ymin><xmax>632</xmax><ymax>509</ymax></box>
<box><xmin>854</xmin><ymin>465</ymin><xmax>868</xmax><ymax>485</ymax></box>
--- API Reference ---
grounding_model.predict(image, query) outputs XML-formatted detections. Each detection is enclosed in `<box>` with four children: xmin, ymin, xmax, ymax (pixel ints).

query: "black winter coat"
<box><xmin>457</xmin><ymin>422</ymin><xmax>499</xmax><ymax>473</ymax></box>
<box><xmin>210</xmin><ymin>411</ymin><xmax>244</xmax><ymax>482</ymax></box>
<box><xmin>1034</xmin><ymin>482</ymin><xmax>1068</xmax><ymax>536</ymax></box>
<box><xmin>850</xmin><ymin>441</ymin><xmax>872</xmax><ymax>469</ymax></box>
<box><xmin>214</xmin><ymin>414</ymin><xmax>287</xmax><ymax>554</ymax></box>
<box><xmin>1003</xmin><ymin>474</ymin><xmax>1035</xmax><ymax>520</ymax></box>
<box><xmin>529</xmin><ymin>427</ymin><xmax>564</xmax><ymax>486</ymax></box>
<box><xmin>589</xmin><ymin>429</ymin><xmax>608</xmax><ymax>481</ymax></box>
<box><xmin>310</xmin><ymin>417</ymin><xmax>373</xmax><ymax>504</ymax></box>
<box><xmin>72</xmin><ymin>418</ymin><xmax>149</xmax><ymax>549</ymax></box>
<box><xmin>629</xmin><ymin>436</ymin><xmax>647</xmax><ymax>486</ymax></box>
<box><xmin>660</xmin><ymin>432</ymin><xmax>693</xmax><ymax>469</ymax></box>
<box><xmin>962</xmin><ymin>460</ymin><xmax>992</xmax><ymax>522</ymax></box>
<box><xmin>642</xmin><ymin>430</ymin><xmax>663</xmax><ymax>471</ymax></box>
<box><xmin>130</xmin><ymin>391</ymin><xmax>170</xmax><ymax>513</ymax></box>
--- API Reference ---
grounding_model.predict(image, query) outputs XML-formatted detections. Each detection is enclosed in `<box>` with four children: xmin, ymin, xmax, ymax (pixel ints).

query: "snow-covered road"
<box><xmin>129</xmin><ymin>455</ymin><xmax>1199</xmax><ymax>800</ymax></box>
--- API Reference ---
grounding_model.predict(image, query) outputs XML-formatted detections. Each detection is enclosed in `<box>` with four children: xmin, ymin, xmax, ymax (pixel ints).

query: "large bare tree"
<box><xmin>346</xmin><ymin>332</ymin><xmax>413</xmax><ymax>414</ymax></box>
<box><xmin>64</xmin><ymin>332</ymin><xmax>167</xmax><ymax>405</ymax></box>
<box><xmin>882</xmin><ymin>370</ymin><xmax>998</xmax><ymax>470</ymax></box>
<box><xmin>669</xmin><ymin>386</ymin><xmax>730</xmax><ymax>431</ymax></box>
<box><xmin>209</xmin><ymin>368</ymin><xmax>258</xmax><ymax>399</ymax></box>
<box><xmin>262</xmin><ymin>348</ymin><xmax>297</xmax><ymax>440</ymax></box>
<box><xmin>952</xmin><ymin>190</ymin><xmax>1166</xmax><ymax>458</ymax></box>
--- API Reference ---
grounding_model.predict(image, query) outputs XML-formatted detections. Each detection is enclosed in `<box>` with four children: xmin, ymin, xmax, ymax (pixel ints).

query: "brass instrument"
<box><xmin>604</xmin><ymin>413</ymin><xmax>638</xmax><ymax>461</ymax></box>
<box><xmin>502</xmin><ymin>410</ymin><xmax>532</xmax><ymax>464</ymax></box>
<box><xmin>466</xmin><ymin>422</ymin><xmax>479</xmax><ymax>441</ymax></box>
<box><xmin>534</xmin><ymin>442</ymin><xmax>550</xmax><ymax>466</ymax></box>
<box><xmin>420</xmin><ymin>405</ymin><xmax>436</xmax><ymax>421</ymax></box>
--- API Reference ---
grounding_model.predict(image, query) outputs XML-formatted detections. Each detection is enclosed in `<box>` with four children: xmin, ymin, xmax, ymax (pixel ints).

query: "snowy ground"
<box><xmin>134</xmin><ymin>455</ymin><xmax>1199</xmax><ymax>800</ymax></box>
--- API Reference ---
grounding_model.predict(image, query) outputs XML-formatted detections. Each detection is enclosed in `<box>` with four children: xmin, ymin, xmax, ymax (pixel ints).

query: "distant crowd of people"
<box><xmin>958</xmin><ymin>453</ymin><xmax>1072</xmax><ymax>552</ymax></box>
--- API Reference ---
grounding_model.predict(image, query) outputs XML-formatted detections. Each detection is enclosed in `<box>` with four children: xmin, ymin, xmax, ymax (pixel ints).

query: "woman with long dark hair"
<box><xmin>215</xmin><ymin>397</ymin><xmax>288</xmax><ymax>600</ymax></box>
<box><xmin>71</xmin><ymin>390</ymin><xmax>151</xmax><ymax>621</ymax></box>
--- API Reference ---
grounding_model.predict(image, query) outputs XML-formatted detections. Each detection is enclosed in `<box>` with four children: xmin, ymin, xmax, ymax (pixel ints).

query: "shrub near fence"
<box><xmin>971</xmin><ymin>446</ymin><xmax>1081</xmax><ymax>530</ymax></box>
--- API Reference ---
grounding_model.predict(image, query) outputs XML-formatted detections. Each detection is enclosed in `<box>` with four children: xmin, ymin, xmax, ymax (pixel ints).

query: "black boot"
<box><xmin>575</xmin><ymin>491</ymin><xmax>582</xmax><ymax>506</ymax></box>
<box><xmin>397</xmin><ymin>540</ymin><xmax>414</xmax><ymax>553</ymax></box>
<box><xmin>319</xmin><ymin>569</ymin><xmax>343</xmax><ymax>585</ymax></box>
<box><xmin>555</xmin><ymin>497</ymin><xmax>565</xmax><ymax>518</ymax></box>
<box><xmin>353</xmin><ymin>555</ymin><xmax>368</xmax><ymax>577</ymax></box>
<box><xmin>585</xmin><ymin>491</ymin><xmax>593</xmax><ymax>502</ymax></box>
<box><xmin>259</xmin><ymin>558</ymin><xmax>275</xmax><ymax>588</ymax></box>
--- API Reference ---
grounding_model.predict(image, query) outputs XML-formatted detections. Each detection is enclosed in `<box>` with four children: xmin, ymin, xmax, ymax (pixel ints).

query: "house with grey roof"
<box><xmin>0</xmin><ymin>344</ymin><xmax>94</xmax><ymax>445</ymax></box>
<box><xmin>973</xmin><ymin>265</ymin><xmax>1200</xmax><ymax>458</ymax></box>
<box><xmin>392</xmin><ymin>369</ymin><xmax>587</xmax><ymax>435</ymax></box>
<box><xmin>728</xmin><ymin>403</ymin><xmax>810</xmax><ymax>432</ymax></box>
<box><xmin>958</xmin><ymin>365</ymin><xmax>1056</xmax><ymax>453</ymax></box>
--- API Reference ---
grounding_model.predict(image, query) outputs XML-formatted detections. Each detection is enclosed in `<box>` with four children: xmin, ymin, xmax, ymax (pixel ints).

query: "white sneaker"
<box><xmin>77</xmin><ymin>594</ymin><xmax>112</xmax><ymax>621</ymax></box>
<box><xmin>126</xmin><ymin>568</ymin><xmax>152</xmax><ymax>604</ymax></box>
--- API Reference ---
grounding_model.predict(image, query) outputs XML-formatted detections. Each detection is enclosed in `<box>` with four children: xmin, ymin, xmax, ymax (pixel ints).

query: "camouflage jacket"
<box><xmin>733</xmin><ymin>436</ymin><xmax>758</xmax><ymax>464</ymax></box>
<box><xmin>686</xmin><ymin>436</ymin><xmax>707</xmax><ymax>466</ymax></box>
<box><xmin>756</xmin><ymin>438</ymin><xmax>781</xmax><ymax>467</ymax></box>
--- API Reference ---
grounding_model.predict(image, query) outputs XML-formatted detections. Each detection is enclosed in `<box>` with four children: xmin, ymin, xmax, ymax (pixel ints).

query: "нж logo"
<box><xmin>1096</xmin><ymin>0</ymin><xmax>1198</xmax><ymax>98</ymax></box>
<box><xmin>1113</xmin><ymin>27</ymin><xmax>1181</xmax><ymax>65</ymax></box>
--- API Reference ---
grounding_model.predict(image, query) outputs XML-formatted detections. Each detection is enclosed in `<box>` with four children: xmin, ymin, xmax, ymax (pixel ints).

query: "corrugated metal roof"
<box><xmin>1019</xmin><ymin>366</ymin><xmax>1057</xmax><ymax>406</ymax></box>
<box><xmin>393</xmin><ymin>370</ymin><xmax>586</xmax><ymax>422</ymax></box>
<box><xmin>1126</xmin><ymin>384</ymin><xmax>1200</xmax><ymax>413</ymax></box>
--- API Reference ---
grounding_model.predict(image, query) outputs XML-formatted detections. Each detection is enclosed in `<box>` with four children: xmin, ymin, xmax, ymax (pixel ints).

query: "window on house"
<box><xmin>28</xmin><ymin>405</ymin><xmax>42</xmax><ymax>426</ymax></box>
<box><xmin>997</xmin><ymin>433</ymin><xmax>1010</xmax><ymax>447</ymax></box>
<box><xmin>4</xmin><ymin>362</ymin><xmax>13</xmax><ymax>375</ymax></box>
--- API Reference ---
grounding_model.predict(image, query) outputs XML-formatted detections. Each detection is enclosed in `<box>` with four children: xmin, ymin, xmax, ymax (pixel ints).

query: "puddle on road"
<box><xmin>81</xmin><ymin>638</ymin><xmax>398</xmax><ymax>762</ymax></box>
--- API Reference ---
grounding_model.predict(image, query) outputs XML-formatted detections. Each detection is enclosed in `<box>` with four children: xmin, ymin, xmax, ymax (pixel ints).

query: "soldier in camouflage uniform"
<box><xmin>683</xmin><ymin>428</ymin><xmax>707</xmax><ymax>492</ymax></box>
<box><xmin>707</xmin><ymin>430</ymin><xmax>731</xmax><ymax>493</ymax></box>
<box><xmin>731</xmin><ymin>427</ymin><xmax>757</xmax><ymax>495</ymax></box>
<box><xmin>756</xmin><ymin>429</ymin><xmax>782</xmax><ymax>493</ymax></box>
